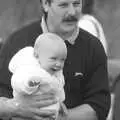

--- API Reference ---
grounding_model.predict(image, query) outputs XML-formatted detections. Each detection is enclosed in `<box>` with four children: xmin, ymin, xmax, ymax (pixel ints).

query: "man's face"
<box><xmin>44</xmin><ymin>0</ymin><xmax>82</xmax><ymax>33</ymax></box>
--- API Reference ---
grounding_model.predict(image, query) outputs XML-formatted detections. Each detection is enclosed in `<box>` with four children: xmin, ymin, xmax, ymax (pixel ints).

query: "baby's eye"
<box><xmin>61</xmin><ymin>58</ymin><xmax>65</xmax><ymax>61</ymax></box>
<box><xmin>51</xmin><ymin>57</ymin><xmax>57</xmax><ymax>60</ymax></box>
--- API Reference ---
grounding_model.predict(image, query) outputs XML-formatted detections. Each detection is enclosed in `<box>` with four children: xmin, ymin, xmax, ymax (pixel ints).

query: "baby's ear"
<box><xmin>34</xmin><ymin>51</ymin><xmax>39</xmax><ymax>59</ymax></box>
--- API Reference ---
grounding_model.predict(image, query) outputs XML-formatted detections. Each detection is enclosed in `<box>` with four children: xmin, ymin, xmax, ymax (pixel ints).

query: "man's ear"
<box><xmin>42</xmin><ymin>0</ymin><xmax>49</xmax><ymax>12</ymax></box>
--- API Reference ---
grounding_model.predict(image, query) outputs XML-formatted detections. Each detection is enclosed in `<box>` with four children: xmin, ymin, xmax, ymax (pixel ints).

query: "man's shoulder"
<box><xmin>4</xmin><ymin>20</ymin><xmax>42</xmax><ymax>49</ymax></box>
<box><xmin>10</xmin><ymin>20</ymin><xmax>42</xmax><ymax>39</ymax></box>
<box><xmin>78</xmin><ymin>28</ymin><xmax>103</xmax><ymax>48</ymax></box>
<box><xmin>79</xmin><ymin>28</ymin><xmax>98</xmax><ymax>41</ymax></box>
<box><xmin>77</xmin><ymin>28</ymin><xmax>106</xmax><ymax>57</ymax></box>
<box><xmin>0</xmin><ymin>20</ymin><xmax>42</xmax><ymax>61</ymax></box>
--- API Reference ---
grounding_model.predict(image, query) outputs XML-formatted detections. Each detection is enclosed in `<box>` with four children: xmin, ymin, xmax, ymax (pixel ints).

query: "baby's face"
<box><xmin>38</xmin><ymin>44</ymin><xmax>67</xmax><ymax>75</ymax></box>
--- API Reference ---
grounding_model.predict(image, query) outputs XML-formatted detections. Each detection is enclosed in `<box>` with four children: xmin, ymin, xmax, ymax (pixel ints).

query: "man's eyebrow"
<box><xmin>57</xmin><ymin>1</ymin><xmax>68</xmax><ymax>5</ymax></box>
<box><xmin>73</xmin><ymin>0</ymin><xmax>81</xmax><ymax>3</ymax></box>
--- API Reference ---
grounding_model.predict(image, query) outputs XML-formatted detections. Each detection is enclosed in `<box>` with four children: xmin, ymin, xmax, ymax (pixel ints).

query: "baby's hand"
<box><xmin>28</xmin><ymin>76</ymin><xmax>41</xmax><ymax>87</ymax></box>
<box><xmin>28</xmin><ymin>80</ymin><xmax>40</xmax><ymax>87</ymax></box>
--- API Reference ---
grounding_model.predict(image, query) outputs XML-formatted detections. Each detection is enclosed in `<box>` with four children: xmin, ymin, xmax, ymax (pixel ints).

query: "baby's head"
<box><xmin>34</xmin><ymin>33</ymin><xmax>67</xmax><ymax>75</ymax></box>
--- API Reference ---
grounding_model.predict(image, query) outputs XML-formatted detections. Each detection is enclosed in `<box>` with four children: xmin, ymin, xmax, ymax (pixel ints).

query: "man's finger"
<box><xmin>33</xmin><ymin>109</ymin><xmax>57</xmax><ymax>117</ymax></box>
<box><xmin>32</xmin><ymin>93</ymin><xmax>55</xmax><ymax>101</ymax></box>
<box><xmin>31</xmin><ymin>99</ymin><xmax>57</xmax><ymax>108</ymax></box>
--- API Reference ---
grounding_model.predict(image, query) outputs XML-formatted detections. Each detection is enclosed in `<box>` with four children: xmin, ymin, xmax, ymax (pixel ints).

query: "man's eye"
<box><xmin>59</xmin><ymin>3</ymin><xmax>68</xmax><ymax>8</ymax></box>
<box><xmin>73</xmin><ymin>2</ymin><xmax>81</xmax><ymax>7</ymax></box>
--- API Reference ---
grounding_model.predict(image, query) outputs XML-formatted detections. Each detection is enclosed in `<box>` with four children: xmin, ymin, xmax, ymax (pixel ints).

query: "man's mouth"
<box><xmin>64</xmin><ymin>16</ymin><xmax>78</xmax><ymax>23</ymax></box>
<box><xmin>64</xmin><ymin>20</ymin><xmax>77</xmax><ymax>25</ymax></box>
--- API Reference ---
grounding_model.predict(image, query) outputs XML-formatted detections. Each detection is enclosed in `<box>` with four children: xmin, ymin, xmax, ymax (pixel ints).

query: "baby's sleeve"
<box><xmin>8</xmin><ymin>46</ymin><xmax>35</xmax><ymax>73</ymax></box>
<box><xmin>11</xmin><ymin>66</ymin><xmax>41</xmax><ymax>95</ymax></box>
<box><xmin>11</xmin><ymin>65</ymin><xmax>54</xmax><ymax>95</ymax></box>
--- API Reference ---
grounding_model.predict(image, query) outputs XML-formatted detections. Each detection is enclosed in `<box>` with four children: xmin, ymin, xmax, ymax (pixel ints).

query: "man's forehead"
<box><xmin>52</xmin><ymin>0</ymin><xmax>81</xmax><ymax>3</ymax></box>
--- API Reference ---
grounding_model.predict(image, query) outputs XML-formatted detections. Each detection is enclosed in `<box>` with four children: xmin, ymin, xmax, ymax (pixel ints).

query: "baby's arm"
<box><xmin>8</xmin><ymin>46</ymin><xmax>34</xmax><ymax>73</ymax></box>
<box><xmin>11</xmin><ymin>66</ymin><xmax>42</xmax><ymax>96</ymax></box>
<box><xmin>11</xmin><ymin>65</ymin><xmax>57</xmax><ymax>96</ymax></box>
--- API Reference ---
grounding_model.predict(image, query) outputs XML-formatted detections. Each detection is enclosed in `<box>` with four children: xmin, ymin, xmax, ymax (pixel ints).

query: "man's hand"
<box><xmin>57</xmin><ymin>102</ymin><xmax>68</xmax><ymax>120</ymax></box>
<box><xmin>0</xmin><ymin>93</ymin><xmax>57</xmax><ymax>120</ymax></box>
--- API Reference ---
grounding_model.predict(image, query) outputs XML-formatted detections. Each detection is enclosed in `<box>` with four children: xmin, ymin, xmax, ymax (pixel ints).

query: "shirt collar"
<box><xmin>41</xmin><ymin>17</ymin><xmax>79</xmax><ymax>45</ymax></box>
<box><xmin>41</xmin><ymin>17</ymin><xmax>49</xmax><ymax>33</ymax></box>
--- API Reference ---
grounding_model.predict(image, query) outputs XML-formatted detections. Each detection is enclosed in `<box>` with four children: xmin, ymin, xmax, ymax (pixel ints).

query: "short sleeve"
<box><xmin>9</xmin><ymin>46</ymin><xmax>36</xmax><ymax>73</ymax></box>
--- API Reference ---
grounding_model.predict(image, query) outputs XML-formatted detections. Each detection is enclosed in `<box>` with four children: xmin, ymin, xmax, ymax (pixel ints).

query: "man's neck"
<box><xmin>55</xmin><ymin>29</ymin><xmax>74</xmax><ymax>39</ymax></box>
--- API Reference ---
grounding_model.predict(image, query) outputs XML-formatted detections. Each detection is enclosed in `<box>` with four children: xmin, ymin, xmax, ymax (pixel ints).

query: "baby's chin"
<box><xmin>48</xmin><ymin>68</ymin><xmax>60</xmax><ymax>75</ymax></box>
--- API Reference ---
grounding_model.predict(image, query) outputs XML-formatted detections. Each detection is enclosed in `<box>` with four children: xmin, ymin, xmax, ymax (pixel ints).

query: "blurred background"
<box><xmin>0</xmin><ymin>0</ymin><xmax>120</xmax><ymax>120</ymax></box>
<box><xmin>0</xmin><ymin>0</ymin><xmax>120</xmax><ymax>58</ymax></box>
<box><xmin>0</xmin><ymin>0</ymin><xmax>41</xmax><ymax>45</ymax></box>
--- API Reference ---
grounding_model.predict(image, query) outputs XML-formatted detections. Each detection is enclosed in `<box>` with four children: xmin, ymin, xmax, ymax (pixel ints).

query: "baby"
<box><xmin>8</xmin><ymin>33</ymin><xmax>67</xmax><ymax>120</ymax></box>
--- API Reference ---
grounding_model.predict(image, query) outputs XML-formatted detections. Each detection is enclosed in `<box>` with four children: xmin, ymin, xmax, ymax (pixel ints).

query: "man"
<box><xmin>0</xmin><ymin>0</ymin><xmax>110</xmax><ymax>120</ymax></box>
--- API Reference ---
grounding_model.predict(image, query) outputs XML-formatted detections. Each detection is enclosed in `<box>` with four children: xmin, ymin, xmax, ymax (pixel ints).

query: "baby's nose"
<box><xmin>55</xmin><ymin>62</ymin><xmax>62</xmax><ymax>68</ymax></box>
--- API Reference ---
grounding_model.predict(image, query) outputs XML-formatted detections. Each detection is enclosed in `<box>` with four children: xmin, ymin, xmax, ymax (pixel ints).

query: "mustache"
<box><xmin>63</xmin><ymin>16</ymin><xmax>78</xmax><ymax>22</ymax></box>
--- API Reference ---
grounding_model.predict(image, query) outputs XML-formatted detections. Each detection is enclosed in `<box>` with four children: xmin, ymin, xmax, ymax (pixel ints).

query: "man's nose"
<box><xmin>68</xmin><ymin>4</ymin><xmax>76</xmax><ymax>15</ymax></box>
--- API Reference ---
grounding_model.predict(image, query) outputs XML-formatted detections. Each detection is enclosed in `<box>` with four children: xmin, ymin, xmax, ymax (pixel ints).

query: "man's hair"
<box><xmin>40</xmin><ymin>0</ymin><xmax>53</xmax><ymax>19</ymax></box>
<box><xmin>82</xmin><ymin>0</ymin><xmax>94</xmax><ymax>14</ymax></box>
<box><xmin>40</xmin><ymin>0</ymin><xmax>52</xmax><ymax>4</ymax></box>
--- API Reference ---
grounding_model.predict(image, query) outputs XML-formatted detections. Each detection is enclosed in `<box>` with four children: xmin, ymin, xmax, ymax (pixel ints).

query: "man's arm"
<box><xmin>0</xmin><ymin>94</ymin><xmax>57</xmax><ymax>119</ymax></box>
<box><xmin>67</xmin><ymin>104</ymin><xmax>97</xmax><ymax>120</ymax></box>
<box><xmin>59</xmin><ymin>103</ymin><xmax>97</xmax><ymax>120</ymax></box>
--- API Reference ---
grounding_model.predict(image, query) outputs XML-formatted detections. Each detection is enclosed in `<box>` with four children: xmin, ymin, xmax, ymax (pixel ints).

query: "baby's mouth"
<box><xmin>51</xmin><ymin>68</ymin><xmax>57</xmax><ymax>72</ymax></box>
<box><xmin>51</xmin><ymin>67</ymin><xmax>60</xmax><ymax>72</ymax></box>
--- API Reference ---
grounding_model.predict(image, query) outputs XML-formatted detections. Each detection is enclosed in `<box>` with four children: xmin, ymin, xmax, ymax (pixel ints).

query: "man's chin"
<box><xmin>62</xmin><ymin>25</ymin><xmax>77</xmax><ymax>33</ymax></box>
